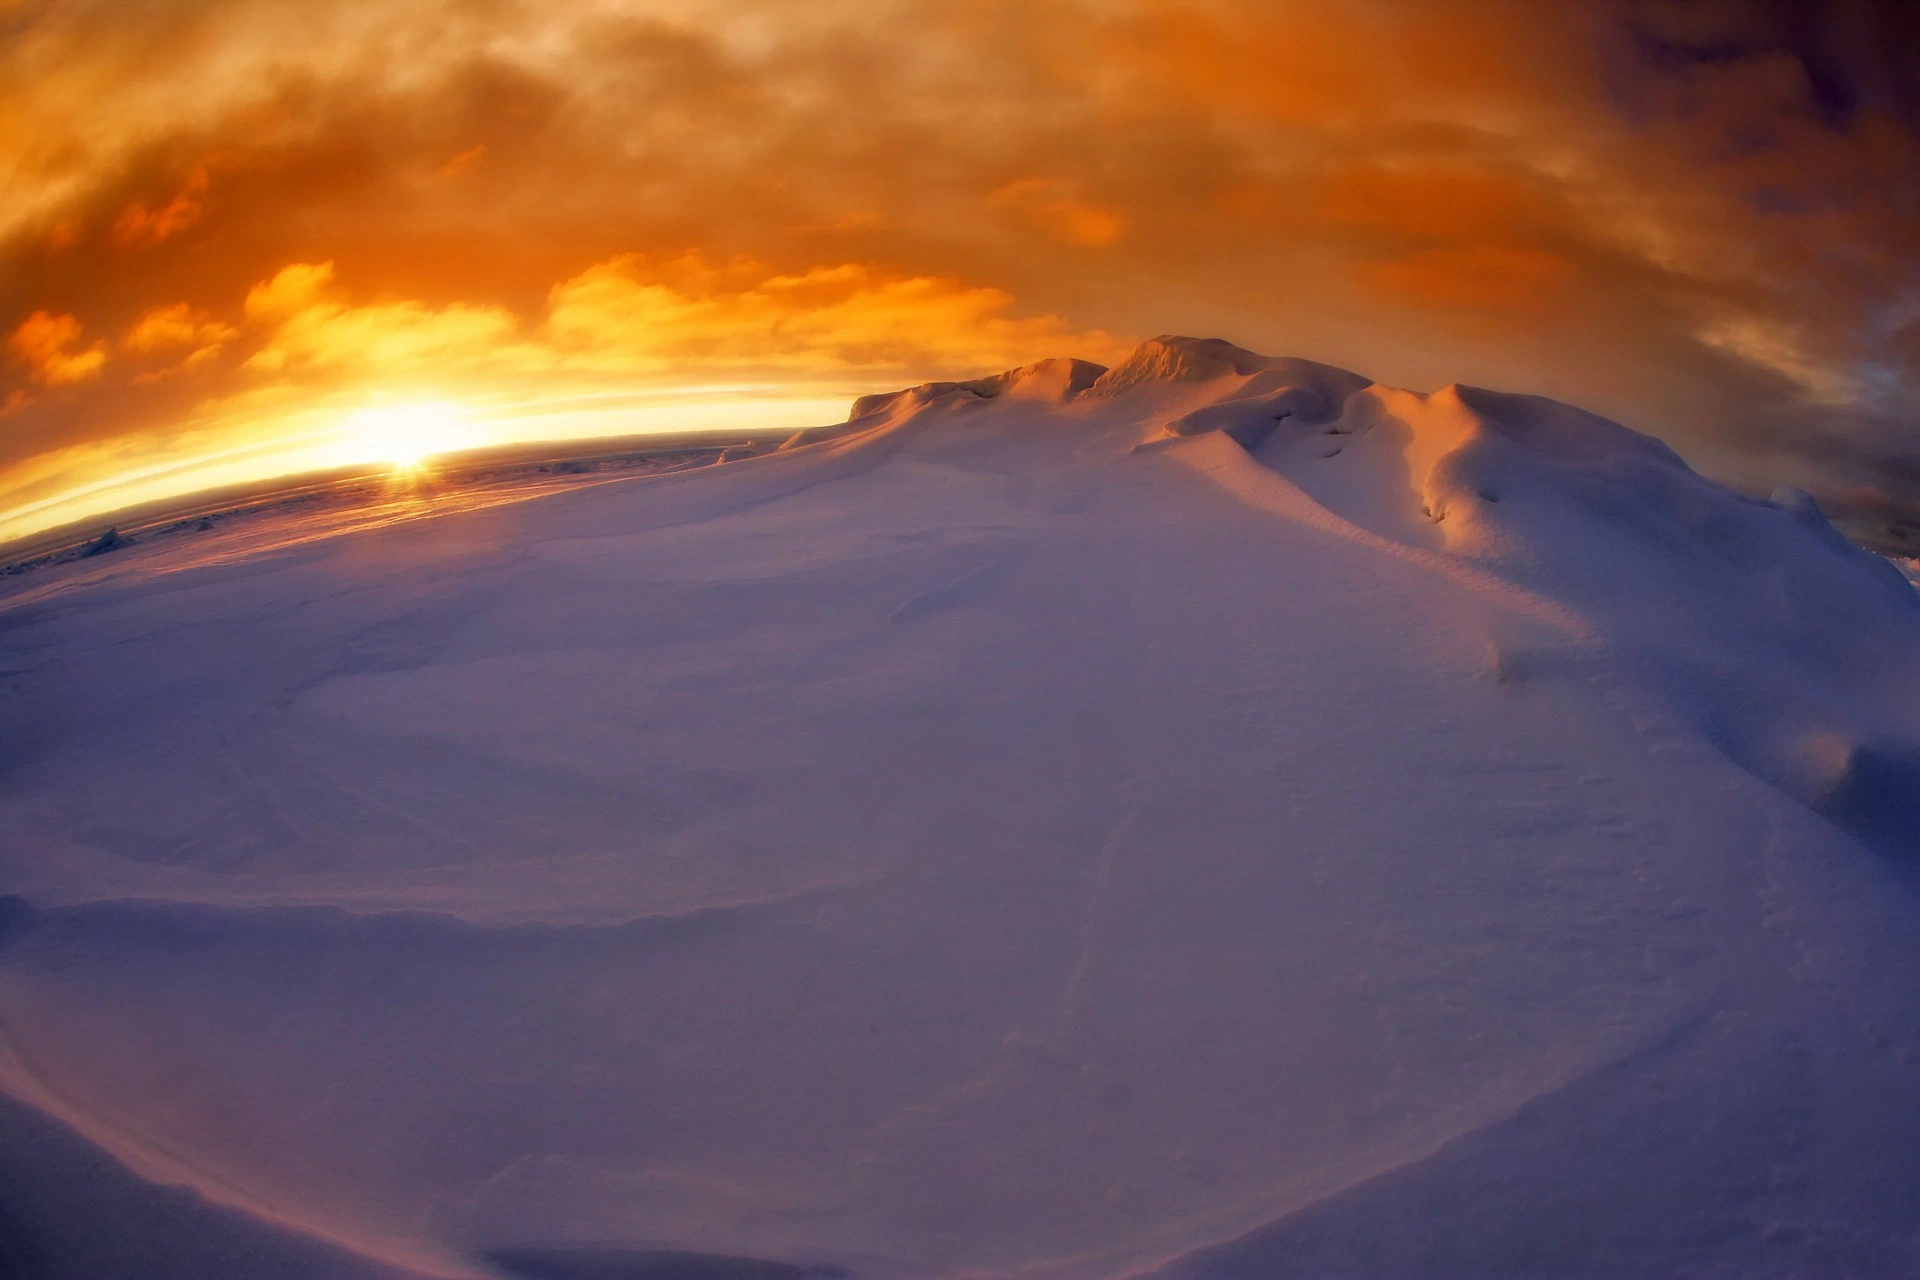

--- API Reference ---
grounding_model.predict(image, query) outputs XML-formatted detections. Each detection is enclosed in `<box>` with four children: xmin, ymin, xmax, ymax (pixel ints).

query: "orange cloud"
<box><xmin>437</xmin><ymin>145</ymin><xmax>487</xmax><ymax>179</ymax></box>
<box><xmin>1094</xmin><ymin>1</ymin><xmax>1593</xmax><ymax>130</ymax></box>
<box><xmin>545</xmin><ymin>253</ymin><xmax>1124</xmax><ymax>373</ymax></box>
<box><xmin>1</xmin><ymin>0</ymin><xmax>1917</xmax><ymax>539</ymax></box>
<box><xmin>112</xmin><ymin>166</ymin><xmax>209</xmax><ymax>247</ymax></box>
<box><xmin>124</xmin><ymin>303</ymin><xmax>238</xmax><ymax>380</ymax></box>
<box><xmin>1354</xmin><ymin>246</ymin><xmax>1577</xmax><ymax>318</ymax></box>
<box><xmin>1314</xmin><ymin>166</ymin><xmax>1572</xmax><ymax>253</ymax></box>
<box><xmin>6</xmin><ymin>311</ymin><xmax>106</xmax><ymax>385</ymax></box>
<box><xmin>126</xmin><ymin>302</ymin><xmax>236</xmax><ymax>352</ymax></box>
<box><xmin>221</xmin><ymin>252</ymin><xmax>1122</xmax><ymax>390</ymax></box>
<box><xmin>992</xmin><ymin>180</ymin><xmax>1126</xmax><ymax>247</ymax></box>
<box><xmin>244</xmin><ymin>289</ymin><xmax>523</xmax><ymax>377</ymax></box>
<box><xmin>244</xmin><ymin>262</ymin><xmax>342</xmax><ymax>321</ymax></box>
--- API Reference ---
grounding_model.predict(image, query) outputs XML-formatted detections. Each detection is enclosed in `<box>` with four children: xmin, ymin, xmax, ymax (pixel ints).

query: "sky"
<box><xmin>2</xmin><ymin>0</ymin><xmax>1917</xmax><ymax>543</ymax></box>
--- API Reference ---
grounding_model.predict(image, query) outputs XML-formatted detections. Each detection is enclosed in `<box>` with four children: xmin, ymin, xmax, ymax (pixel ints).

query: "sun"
<box><xmin>339</xmin><ymin>401</ymin><xmax>469</xmax><ymax>473</ymax></box>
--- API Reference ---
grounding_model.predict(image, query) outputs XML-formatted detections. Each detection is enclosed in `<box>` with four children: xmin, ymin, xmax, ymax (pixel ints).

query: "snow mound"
<box><xmin>964</xmin><ymin>355</ymin><xmax>1108</xmax><ymax>404</ymax></box>
<box><xmin>1084</xmin><ymin>334</ymin><xmax>1365</xmax><ymax>399</ymax></box>
<box><xmin>1163</xmin><ymin>371</ymin><xmax>1920</xmax><ymax>859</ymax></box>
<box><xmin>847</xmin><ymin>357</ymin><xmax>1108</xmax><ymax>422</ymax></box>
<box><xmin>1089</xmin><ymin>335</ymin><xmax>1276</xmax><ymax>390</ymax></box>
<box><xmin>2</xmin><ymin>337</ymin><xmax>1918</xmax><ymax>1280</ymax></box>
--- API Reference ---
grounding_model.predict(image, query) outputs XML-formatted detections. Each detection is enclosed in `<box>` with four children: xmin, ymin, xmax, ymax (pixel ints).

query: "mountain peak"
<box><xmin>962</xmin><ymin>356</ymin><xmax>1108</xmax><ymax>403</ymax></box>
<box><xmin>1081</xmin><ymin>338</ymin><xmax>1372</xmax><ymax>409</ymax></box>
<box><xmin>1086</xmin><ymin>336</ymin><xmax>1275</xmax><ymax>396</ymax></box>
<box><xmin>845</xmin><ymin>357</ymin><xmax>1110</xmax><ymax>422</ymax></box>
<box><xmin>845</xmin><ymin>339</ymin><xmax>1376</xmax><ymax>424</ymax></box>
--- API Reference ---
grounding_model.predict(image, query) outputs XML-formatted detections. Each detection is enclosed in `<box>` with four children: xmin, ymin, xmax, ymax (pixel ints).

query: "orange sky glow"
<box><xmin>3</xmin><ymin>0</ymin><xmax>1917</xmax><ymax>544</ymax></box>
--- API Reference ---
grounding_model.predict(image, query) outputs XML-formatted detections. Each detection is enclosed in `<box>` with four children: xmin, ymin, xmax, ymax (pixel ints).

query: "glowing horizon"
<box><xmin>0</xmin><ymin>378</ymin><xmax>861</xmax><ymax>547</ymax></box>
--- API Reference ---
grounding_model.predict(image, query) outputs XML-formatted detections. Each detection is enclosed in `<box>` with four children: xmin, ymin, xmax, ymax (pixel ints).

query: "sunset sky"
<box><xmin>3</xmin><ymin>0</ymin><xmax>1916</xmax><ymax>543</ymax></box>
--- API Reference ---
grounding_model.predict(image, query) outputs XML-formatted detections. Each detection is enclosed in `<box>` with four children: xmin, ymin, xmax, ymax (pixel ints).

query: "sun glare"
<box><xmin>340</xmin><ymin>401</ymin><xmax>469</xmax><ymax>473</ymax></box>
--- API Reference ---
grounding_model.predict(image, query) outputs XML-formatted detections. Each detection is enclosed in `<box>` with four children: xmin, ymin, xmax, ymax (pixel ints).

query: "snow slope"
<box><xmin>2</xmin><ymin>336</ymin><xmax>1919</xmax><ymax>1279</ymax></box>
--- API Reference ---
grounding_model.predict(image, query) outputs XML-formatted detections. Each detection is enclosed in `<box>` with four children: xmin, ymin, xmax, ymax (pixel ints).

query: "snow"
<box><xmin>2</xmin><ymin>335</ymin><xmax>1919</xmax><ymax>1279</ymax></box>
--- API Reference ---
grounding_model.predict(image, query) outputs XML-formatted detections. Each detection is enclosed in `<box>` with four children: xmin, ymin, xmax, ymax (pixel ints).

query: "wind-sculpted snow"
<box><xmin>2</xmin><ymin>337</ymin><xmax>1918</xmax><ymax>1278</ymax></box>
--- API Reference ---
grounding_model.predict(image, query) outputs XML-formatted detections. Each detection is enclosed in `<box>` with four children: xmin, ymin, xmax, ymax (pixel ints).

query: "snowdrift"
<box><xmin>2</xmin><ymin>337</ymin><xmax>1918</xmax><ymax>1279</ymax></box>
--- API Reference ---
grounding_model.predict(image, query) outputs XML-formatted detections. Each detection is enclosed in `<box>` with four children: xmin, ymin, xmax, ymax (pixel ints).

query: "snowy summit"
<box><xmin>3</xmin><ymin>336</ymin><xmax>1920</xmax><ymax>1279</ymax></box>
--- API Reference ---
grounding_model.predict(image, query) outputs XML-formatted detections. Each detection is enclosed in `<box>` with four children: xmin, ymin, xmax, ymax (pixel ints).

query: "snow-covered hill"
<box><xmin>2</xmin><ymin>337</ymin><xmax>1918</xmax><ymax>1279</ymax></box>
